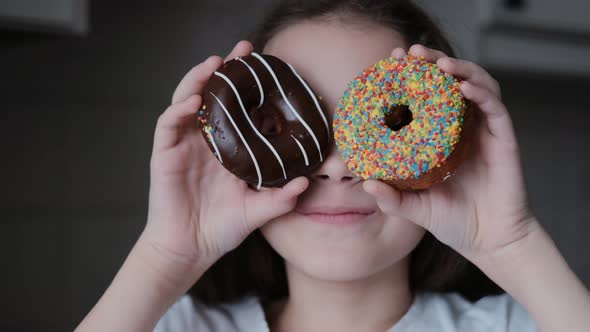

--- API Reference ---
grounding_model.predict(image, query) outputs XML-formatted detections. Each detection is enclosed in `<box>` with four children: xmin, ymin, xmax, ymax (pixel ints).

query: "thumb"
<box><xmin>362</xmin><ymin>180</ymin><xmax>430</xmax><ymax>228</ymax></box>
<box><xmin>244</xmin><ymin>177</ymin><xmax>309</xmax><ymax>229</ymax></box>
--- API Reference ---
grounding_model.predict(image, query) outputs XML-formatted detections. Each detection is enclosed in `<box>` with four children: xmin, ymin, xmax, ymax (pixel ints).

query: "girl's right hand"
<box><xmin>140</xmin><ymin>40</ymin><xmax>308</xmax><ymax>290</ymax></box>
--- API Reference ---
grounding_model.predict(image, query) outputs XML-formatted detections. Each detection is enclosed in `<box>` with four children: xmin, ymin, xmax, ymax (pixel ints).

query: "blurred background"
<box><xmin>1</xmin><ymin>0</ymin><xmax>589</xmax><ymax>330</ymax></box>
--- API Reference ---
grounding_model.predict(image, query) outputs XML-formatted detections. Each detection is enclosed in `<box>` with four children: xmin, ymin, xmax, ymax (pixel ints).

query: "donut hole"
<box><xmin>384</xmin><ymin>105</ymin><xmax>413</xmax><ymax>132</ymax></box>
<box><xmin>249</xmin><ymin>106</ymin><xmax>283</xmax><ymax>136</ymax></box>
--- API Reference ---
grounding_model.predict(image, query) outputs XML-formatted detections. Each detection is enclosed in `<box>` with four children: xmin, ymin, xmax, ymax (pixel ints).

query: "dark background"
<box><xmin>1</xmin><ymin>0</ymin><xmax>588</xmax><ymax>331</ymax></box>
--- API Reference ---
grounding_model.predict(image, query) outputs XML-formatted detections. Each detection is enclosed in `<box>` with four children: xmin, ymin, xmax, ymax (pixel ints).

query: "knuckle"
<box><xmin>498</xmin><ymin>102</ymin><xmax>509</xmax><ymax>114</ymax></box>
<box><xmin>209</xmin><ymin>55</ymin><xmax>223</xmax><ymax>66</ymax></box>
<box><xmin>463</xmin><ymin>60</ymin><xmax>478</xmax><ymax>73</ymax></box>
<box><xmin>164</xmin><ymin>103</ymin><xmax>176</xmax><ymax>114</ymax></box>
<box><xmin>492</xmin><ymin>79</ymin><xmax>502</xmax><ymax>94</ymax></box>
<box><xmin>188</xmin><ymin>62</ymin><xmax>208</xmax><ymax>77</ymax></box>
<box><xmin>155</xmin><ymin>115</ymin><xmax>166</xmax><ymax>127</ymax></box>
<box><xmin>157</xmin><ymin>107</ymin><xmax>172</xmax><ymax>123</ymax></box>
<box><xmin>487</xmin><ymin>99</ymin><xmax>507</xmax><ymax>114</ymax></box>
<box><xmin>186</xmin><ymin>94</ymin><xmax>201</xmax><ymax>105</ymax></box>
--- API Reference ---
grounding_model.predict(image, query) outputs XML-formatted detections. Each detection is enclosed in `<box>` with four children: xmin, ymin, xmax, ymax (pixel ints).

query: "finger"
<box><xmin>244</xmin><ymin>177</ymin><xmax>309</xmax><ymax>229</ymax></box>
<box><xmin>362</xmin><ymin>180</ymin><xmax>430</xmax><ymax>228</ymax></box>
<box><xmin>391</xmin><ymin>47</ymin><xmax>407</xmax><ymax>59</ymax></box>
<box><xmin>460</xmin><ymin>81</ymin><xmax>516</xmax><ymax>145</ymax></box>
<box><xmin>437</xmin><ymin>57</ymin><xmax>502</xmax><ymax>98</ymax></box>
<box><xmin>171</xmin><ymin>55</ymin><xmax>223</xmax><ymax>104</ymax></box>
<box><xmin>170</xmin><ymin>41</ymin><xmax>254</xmax><ymax>105</ymax></box>
<box><xmin>224</xmin><ymin>40</ymin><xmax>254</xmax><ymax>62</ymax></box>
<box><xmin>154</xmin><ymin>94</ymin><xmax>201</xmax><ymax>151</ymax></box>
<box><xmin>408</xmin><ymin>44</ymin><xmax>447</xmax><ymax>63</ymax></box>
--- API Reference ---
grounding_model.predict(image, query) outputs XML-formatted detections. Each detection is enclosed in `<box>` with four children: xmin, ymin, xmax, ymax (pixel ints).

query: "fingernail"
<box><xmin>438</xmin><ymin>57</ymin><xmax>451</xmax><ymax>67</ymax></box>
<box><xmin>206</xmin><ymin>55</ymin><xmax>221</xmax><ymax>65</ymax></box>
<box><xmin>409</xmin><ymin>44</ymin><xmax>423</xmax><ymax>54</ymax></box>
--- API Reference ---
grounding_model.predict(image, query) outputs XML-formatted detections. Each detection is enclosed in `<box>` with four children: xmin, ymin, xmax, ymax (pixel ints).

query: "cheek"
<box><xmin>260</xmin><ymin>212</ymin><xmax>426</xmax><ymax>281</ymax></box>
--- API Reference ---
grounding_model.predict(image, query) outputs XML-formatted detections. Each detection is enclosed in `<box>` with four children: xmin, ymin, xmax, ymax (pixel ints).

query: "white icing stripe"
<box><xmin>291</xmin><ymin>135</ymin><xmax>309</xmax><ymax>166</ymax></box>
<box><xmin>214</xmin><ymin>71</ymin><xmax>287</xmax><ymax>180</ymax></box>
<box><xmin>287</xmin><ymin>63</ymin><xmax>330</xmax><ymax>136</ymax></box>
<box><xmin>236</xmin><ymin>57</ymin><xmax>264</xmax><ymax>108</ymax></box>
<box><xmin>206</xmin><ymin>128</ymin><xmax>223</xmax><ymax>164</ymax></box>
<box><xmin>210</xmin><ymin>92</ymin><xmax>262</xmax><ymax>189</ymax></box>
<box><xmin>251</xmin><ymin>52</ymin><xmax>324</xmax><ymax>162</ymax></box>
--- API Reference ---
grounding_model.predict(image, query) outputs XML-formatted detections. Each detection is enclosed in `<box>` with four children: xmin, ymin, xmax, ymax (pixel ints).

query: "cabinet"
<box><xmin>417</xmin><ymin>0</ymin><xmax>590</xmax><ymax>76</ymax></box>
<box><xmin>482</xmin><ymin>0</ymin><xmax>590</xmax><ymax>34</ymax></box>
<box><xmin>0</xmin><ymin>0</ymin><xmax>88</xmax><ymax>35</ymax></box>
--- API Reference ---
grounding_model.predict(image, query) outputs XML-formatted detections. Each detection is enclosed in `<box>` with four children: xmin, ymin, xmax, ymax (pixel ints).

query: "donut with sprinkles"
<box><xmin>333</xmin><ymin>55</ymin><xmax>473</xmax><ymax>190</ymax></box>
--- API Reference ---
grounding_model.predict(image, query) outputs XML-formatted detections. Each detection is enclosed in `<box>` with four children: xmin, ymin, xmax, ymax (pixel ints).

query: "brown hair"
<box><xmin>188</xmin><ymin>0</ymin><xmax>502</xmax><ymax>305</ymax></box>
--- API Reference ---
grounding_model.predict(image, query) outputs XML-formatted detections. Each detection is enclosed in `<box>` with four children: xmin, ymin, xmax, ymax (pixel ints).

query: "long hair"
<box><xmin>189</xmin><ymin>0</ymin><xmax>502</xmax><ymax>305</ymax></box>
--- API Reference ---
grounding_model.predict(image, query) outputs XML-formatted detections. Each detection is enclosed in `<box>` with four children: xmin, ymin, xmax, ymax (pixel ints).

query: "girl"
<box><xmin>76</xmin><ymin>1</ymin><xmax>590</xmax><ymax>331</ymax></box>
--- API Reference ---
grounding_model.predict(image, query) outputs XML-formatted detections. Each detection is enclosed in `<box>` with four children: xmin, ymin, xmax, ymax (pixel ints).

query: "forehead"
<box><xmin>262</xmin><ymin>19</ymin><xmax>406</xmax><ymax>112</ymax></box>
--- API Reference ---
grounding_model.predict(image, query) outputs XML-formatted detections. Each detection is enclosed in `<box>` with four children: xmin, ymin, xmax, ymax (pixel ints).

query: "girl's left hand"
<box><xmin>363</xmin><ymin>44</ymin><xmax>540</xmax><ymax>262</ymax></box>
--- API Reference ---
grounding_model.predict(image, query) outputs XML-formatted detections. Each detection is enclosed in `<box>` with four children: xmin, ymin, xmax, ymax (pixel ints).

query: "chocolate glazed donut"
<box><xmin>198</xmin><ymin>53</ymin><xmax>331</xmax><ymax>189</ymax></box>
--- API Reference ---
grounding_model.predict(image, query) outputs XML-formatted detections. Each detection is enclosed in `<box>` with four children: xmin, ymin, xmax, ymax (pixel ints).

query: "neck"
<box><xmin>268</xmin><ymin>257</ymin><xmax>413</xmax><ymax>332</ymax></box>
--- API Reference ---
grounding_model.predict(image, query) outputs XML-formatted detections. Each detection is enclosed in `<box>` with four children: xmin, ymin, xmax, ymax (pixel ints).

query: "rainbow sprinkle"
<box><xmin>333</xmin><ymin>55</ymin><xmax>466</xmax><ymax>181</ymax></box>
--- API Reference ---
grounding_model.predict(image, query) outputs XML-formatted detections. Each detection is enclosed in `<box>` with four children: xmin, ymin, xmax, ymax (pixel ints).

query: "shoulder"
<box><xmin>393</xmin><ymin>292</ymin><xmax>538</xmax><ymax>332</ymax></box>
<box><xmin>154</xmin><ymin>295</ymin><xmax>268</xmax><ymax>332</ymax></box>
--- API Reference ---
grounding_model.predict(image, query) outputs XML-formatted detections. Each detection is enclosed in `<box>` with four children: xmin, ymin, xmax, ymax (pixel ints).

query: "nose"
<box><xmin>311</xmin><ymin>145</ymin><xmax>361</xmax><ymax>184</ymax></box>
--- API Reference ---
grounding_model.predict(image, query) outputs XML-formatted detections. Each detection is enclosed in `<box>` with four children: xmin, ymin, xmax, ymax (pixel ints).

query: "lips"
<box><xmin>295</xmin><ymin>206</ymin><xmax>375</xmax><ymax>215</ymax></box>
<box><xmin>294</xmin><ymin>206</ymin><xmax>376</xmax><ymax>225</ymax></box>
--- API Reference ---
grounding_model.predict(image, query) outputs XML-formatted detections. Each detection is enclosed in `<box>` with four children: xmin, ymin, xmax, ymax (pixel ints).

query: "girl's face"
<box><xmin>260</xmin><ymin>19</ymin><xmax>426</xmax><ymax>281</ymax></box>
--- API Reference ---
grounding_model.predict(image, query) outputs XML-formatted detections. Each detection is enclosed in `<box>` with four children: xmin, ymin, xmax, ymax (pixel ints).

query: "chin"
<box><xmin>260</xmin><ymin>210</ymin><xmax>427</xmax><ymax>282</ymax></box>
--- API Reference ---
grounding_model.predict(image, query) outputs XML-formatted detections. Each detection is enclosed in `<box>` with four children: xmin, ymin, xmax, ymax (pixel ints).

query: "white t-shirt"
<box><xmin>154</xmin><ymin>292</ymin><xmax>538</xmax><ymax>331</ymax></box>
